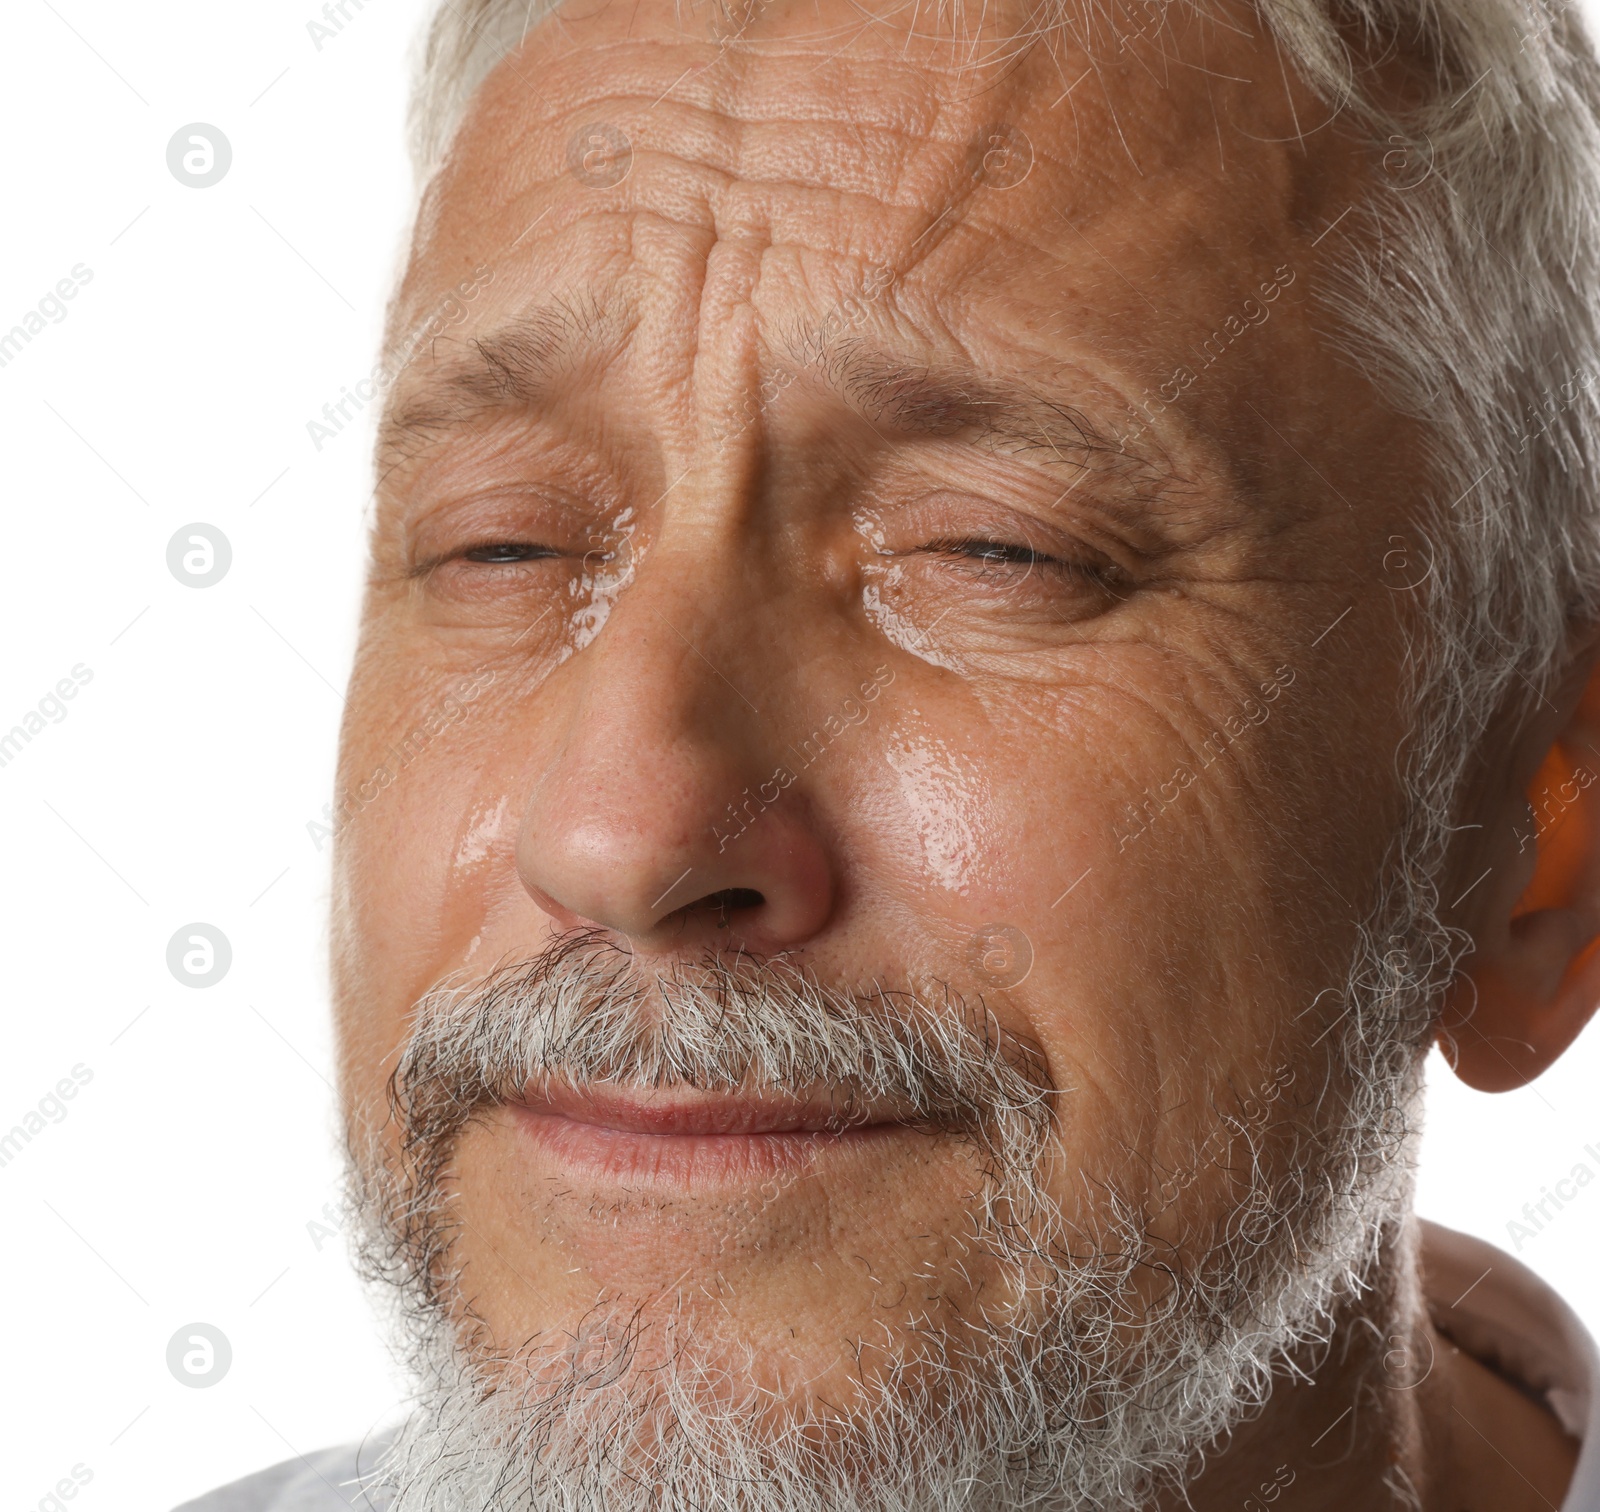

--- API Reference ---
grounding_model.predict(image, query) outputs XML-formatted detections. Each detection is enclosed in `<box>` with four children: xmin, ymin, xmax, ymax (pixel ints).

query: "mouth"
<box><xmin>507</xmin><ymin>1081</ymin><xmax>917</xmax><ymax>1187</ymax></box>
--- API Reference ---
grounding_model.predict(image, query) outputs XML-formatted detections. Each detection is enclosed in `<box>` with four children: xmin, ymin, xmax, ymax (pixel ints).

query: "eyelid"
<box><xmin>925</xmin><ymin>537</ymin><xmax>1122</xmax><ymax>584</ymax></box>
<box><xmin>871</xmin><ymin>471</ymin><xmax>1179</xmax><ymax>568</ymax></box>
<box><xmin>915</xmin><ymin>485</ymin><xmax>1157</xmax><ymax>576</ymax></box>
<box><xmin>408</xmin><ymin>538</ymin><xmax>560</xmax><ymax>579</ymax></box>
<box><xmin>400</xmin><ymin>475</ymin><xmax>602</xmax><ymax>564</ymax></box>
<box><xmin>919</xmin><ymin>535</ymin><xmax>1066</xmax><ymax>562</ymax></box>
<box><xmin>463</xmin><ymin>540</ymin><xmax>562</xmax><ymax>560</ymax></box>
<box><xmin>893</xmin><ymin>522</ymin><xmax>1121</xmax><ymax>572</ymax></box>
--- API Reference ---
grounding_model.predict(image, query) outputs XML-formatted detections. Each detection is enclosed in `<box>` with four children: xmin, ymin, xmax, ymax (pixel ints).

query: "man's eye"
<box><xmin>935</xmin><ymin>538</ymin><xmax>1046</xmax><ymax>567</ymax></box>
<box><xmin>924</xmin><ymin>536</ymin><xmax>1119</xmax><ymax>585</ymax></box>
<box><xmin>459</xmin><ymin>541</ymin><xmax>559</xmax><ymax>564</ymax></box>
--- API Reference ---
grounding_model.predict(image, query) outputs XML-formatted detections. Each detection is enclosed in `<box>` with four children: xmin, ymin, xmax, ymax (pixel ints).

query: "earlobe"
<box><xmin>1438</xmin><ymin>644</ymin><xmax>1600</xmax><ymax>1092</ymax></box>
<box><xmin>1440</xmin><ymin>911</ymin><xmax>1600</xmax><ymax>1091</ymax></box>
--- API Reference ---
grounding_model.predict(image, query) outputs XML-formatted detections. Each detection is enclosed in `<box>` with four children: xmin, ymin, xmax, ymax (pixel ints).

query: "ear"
<box><xmin>1438</xmin><ymin>632</ymin><xmax>1600</xmax><ymax>1091</ymax></box>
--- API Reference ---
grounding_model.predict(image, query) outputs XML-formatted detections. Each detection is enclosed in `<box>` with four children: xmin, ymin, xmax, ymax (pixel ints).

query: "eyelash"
<box><xmin>407</xmin><ymin>540</ymin><xmax>559</xmax><ymax>578</ymax></box>
<box><xmin>461</xmin><ymin>541</ymin><xmax>559</xmax><ymax>564</ymax></box>
<box><xmin>422</xmin><ymin>535</ymin><xmax>1126</xmax><ymax>602</ymax></box>
<box><xmin>919</xmin><ymin>536</ymin><xmax>1124</xmax><ymax>591</ymax></box>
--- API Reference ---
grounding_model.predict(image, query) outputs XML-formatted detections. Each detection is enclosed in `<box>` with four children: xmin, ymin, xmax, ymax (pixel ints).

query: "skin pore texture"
<box><xmin>330</xmin><ymin>0</ymin><xmax>1600</xmax><ymax>1506</ymax></box>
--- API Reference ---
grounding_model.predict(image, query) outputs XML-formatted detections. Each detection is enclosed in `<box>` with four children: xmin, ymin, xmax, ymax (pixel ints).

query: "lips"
<box><xmin>507</xmin><ymin>1081</ymin><xmax>914</xmax><ymax>1186</ymax></box>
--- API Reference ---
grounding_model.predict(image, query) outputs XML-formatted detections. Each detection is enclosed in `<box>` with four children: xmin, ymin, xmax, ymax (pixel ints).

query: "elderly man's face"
<box><xmin>332</xmin><ymin>0</ymin><xmax>1433</xmax><ymax>1496</ymax></box>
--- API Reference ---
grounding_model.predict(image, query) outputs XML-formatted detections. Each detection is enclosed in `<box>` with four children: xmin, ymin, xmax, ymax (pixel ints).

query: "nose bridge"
<box><xmin>533</xmin><ymin>536</ymin><xmax>758</xmax><ymax>826</ymax></box>
<box><xmin>565</xmin><ymin>352</ymin><xmax>795</xmax><ymax>766</ymax></box>
<box><xmin>513</xmin><ymin>517</ymin><xmax>836</xmax><ymax>954</ymax></box>
<box><xmin>588</xmin><ymin>513</ymin><xmax>769</xmax><ymax>743</ymax></box>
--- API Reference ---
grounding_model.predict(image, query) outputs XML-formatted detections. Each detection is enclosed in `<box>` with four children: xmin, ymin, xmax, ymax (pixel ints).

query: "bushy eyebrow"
<box><xmin>798</xmin><ymin>335</ymin><xmax>1179</xmax><ymax>493</ymax></box>
<box><xmin>377</xmin><ymin>294</ymin><xmax>620</xmax><ymax>465</ymax></box>
<box><xmin>377</xmin><ymin>298</ymin><xmax>1181</xmax><ymax>498</ymax></box>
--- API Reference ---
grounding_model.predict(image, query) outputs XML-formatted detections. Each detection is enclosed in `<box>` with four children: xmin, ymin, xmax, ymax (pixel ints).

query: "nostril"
<box><xmin>716</xmin><ymin>887</ymin><xmax>765</xmax><ymax>911</ymax></box>
<box><xmin>681</xmin><ymin>886</ymin><xmax>765</xmax><ymax>924</ymax></box>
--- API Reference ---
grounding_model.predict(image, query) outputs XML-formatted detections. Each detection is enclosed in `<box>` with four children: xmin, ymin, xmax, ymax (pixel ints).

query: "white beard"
<box><xmin>345</xmin><ymin>936</ymin><xmax>1427</xmax><ymax>1512</ymax></box>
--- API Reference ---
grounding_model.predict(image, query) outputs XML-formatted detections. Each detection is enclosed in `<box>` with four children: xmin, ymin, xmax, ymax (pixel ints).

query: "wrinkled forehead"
<box><xmin>391</xmin><ymin>0</ymin><xmax>1373</xmax><ymax>342</ymax></box>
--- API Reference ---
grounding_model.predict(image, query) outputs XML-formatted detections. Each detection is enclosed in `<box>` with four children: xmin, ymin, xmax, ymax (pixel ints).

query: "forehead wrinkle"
<box><xmin>432</xmin><ymin>24</ymin><xmax>1062</xmax><ymax>228</ymax></box>
<box><xmin>438</xmin><ymin>0</ymin><xmax>1345</xmax><ymax>262</ymax></box>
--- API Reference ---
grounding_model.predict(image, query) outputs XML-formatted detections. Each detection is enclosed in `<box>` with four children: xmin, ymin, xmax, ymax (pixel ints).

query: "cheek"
<box><xmin>879</xmin><ymin>726</ymin><xmax>992</xmax><ymax>901</ymax></box>
<box><xmin>846</xmin><ymin>682</ymin><xmax>1348</xmax><ymax>1221</ymax></box>
<box><xmin>332</xmin><ymin>780</ymin><xmax>459</xmax><ymax>1065</ymax></box>
<box><xmin>332</xmin><ymin>675</ymin><xmax>529</xmax><ymax>1076</ymax></box>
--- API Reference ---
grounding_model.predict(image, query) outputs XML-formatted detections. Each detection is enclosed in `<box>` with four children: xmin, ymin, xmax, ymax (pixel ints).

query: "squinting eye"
<box><xmin>938</xmin><ymin>539</ymin><xmax>1045</xmax><ymax>567</ymax></box>
<box><xmin>926</xmin><ymin>536</ymin><xmax>1095</xmax><ymax>574</ymax></box>
<box><xmin>917</xmin><ymin>536</ymin><xmax>1129</xmax><ymax>598</ymax></box>
<box><xmin>460</xmin><ymin>541</ymin><xmax>559</xmax><ymax>564</ymax></box>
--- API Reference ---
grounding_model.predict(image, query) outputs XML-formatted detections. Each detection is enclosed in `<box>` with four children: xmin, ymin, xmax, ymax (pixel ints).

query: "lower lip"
<box><xmin>509</xmin><ymin>1106</ymin><xmax>909</xmax><ymax>1188</ymax></box>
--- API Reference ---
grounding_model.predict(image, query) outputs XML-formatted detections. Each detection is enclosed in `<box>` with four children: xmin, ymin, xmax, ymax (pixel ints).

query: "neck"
<box><xmin>1169</xmin><ymin>1214</ymin><xmax>1578</xmax><ymax>1511</ymax></box>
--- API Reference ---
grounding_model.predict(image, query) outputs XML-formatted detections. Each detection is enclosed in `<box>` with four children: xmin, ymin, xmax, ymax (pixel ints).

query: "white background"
<box><xmin>3</xmin><ymin>3</ymin><xmax>1600</xmax><ymax>1509</ymax></box>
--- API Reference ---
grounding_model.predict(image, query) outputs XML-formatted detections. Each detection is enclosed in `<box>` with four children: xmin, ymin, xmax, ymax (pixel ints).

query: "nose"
<box><xmin>514</xmin><ymin>594</ymin><xmax>837</xmax><ymax>958</ymax></box>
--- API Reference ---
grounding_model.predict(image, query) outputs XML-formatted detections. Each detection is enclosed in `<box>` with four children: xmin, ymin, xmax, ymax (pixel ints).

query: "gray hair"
<box><xmin>397</xmin><ymin>0</ymin><xmax>1600</xmax><ymax>1015</ymax></box>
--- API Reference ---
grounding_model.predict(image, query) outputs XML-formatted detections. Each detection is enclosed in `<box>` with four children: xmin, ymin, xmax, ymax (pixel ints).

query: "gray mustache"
<box><xmin>385</xmin><ymin>931</ymin><xmax>1057</xmax><ymax>1175</ymax></box>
